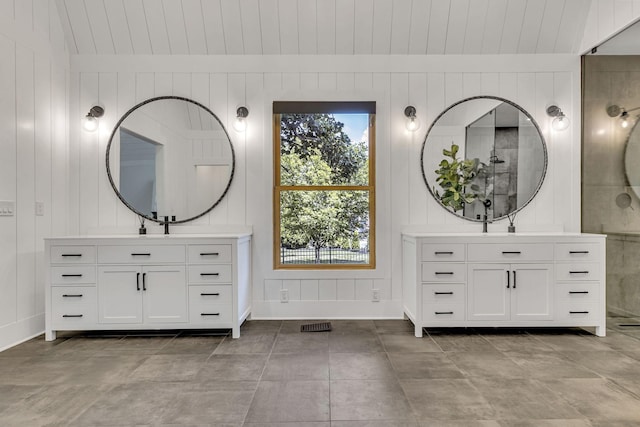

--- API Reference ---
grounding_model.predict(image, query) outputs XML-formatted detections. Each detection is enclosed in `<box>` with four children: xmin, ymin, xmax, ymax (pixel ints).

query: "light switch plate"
<box><xmin>0</xmin><ymin>200</ymin><xmax>15</xmax><ymax>216</ymax></box>
<box><xmin>36</xmin><ymin>201</ymin><xmax>44</xmax><ymax>216</ymax></box>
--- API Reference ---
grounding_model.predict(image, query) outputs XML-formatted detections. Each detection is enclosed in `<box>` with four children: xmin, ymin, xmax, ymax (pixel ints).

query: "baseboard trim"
<box><xmin>0</xmin><ymin>314</ymin><xmax>45</xmax><ymax>353</ymax></box>
<box><xmin>251</xmin><ymin>300</ymin><xmax>403</xmax><ymax>319</ymax></box>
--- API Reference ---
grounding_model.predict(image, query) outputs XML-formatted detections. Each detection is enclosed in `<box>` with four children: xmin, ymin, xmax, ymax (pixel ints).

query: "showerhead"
<box><xmin>489</xmin><ymin>155</ymin><xmax>505</xmax><ymax>164</ymax></box>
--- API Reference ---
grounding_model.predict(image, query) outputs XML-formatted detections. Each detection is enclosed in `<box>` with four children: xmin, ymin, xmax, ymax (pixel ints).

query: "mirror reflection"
<box><xmin>421</xmin><ymin>96</ymin><xmax>547</xmax><ymax>221</ymax></box>
<box><xmin>107</xmin><ymin>96</ymin><xmax>235</xmax><ymax>223</ymax></box>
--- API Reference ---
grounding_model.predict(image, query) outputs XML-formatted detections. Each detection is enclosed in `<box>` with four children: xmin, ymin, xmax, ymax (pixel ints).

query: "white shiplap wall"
<box><xmin>0</xmin><ymin>0</ymin><xmax>70</xmax><ymax>350</ymax></box>
<box><xmin>71</xmin><ymin>54</ymin><xmax>581</xmax><ymax>319</ymax></box>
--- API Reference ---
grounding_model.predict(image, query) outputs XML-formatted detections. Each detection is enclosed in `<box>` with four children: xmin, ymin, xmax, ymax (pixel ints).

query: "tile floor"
<box><xmin>2</xmin><ymin>319</ymin><xmax>640</xmax><ymax>426</ymax></box>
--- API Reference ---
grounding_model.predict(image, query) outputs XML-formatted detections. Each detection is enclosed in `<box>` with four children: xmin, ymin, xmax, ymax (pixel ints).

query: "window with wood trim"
<box><xmin>273</xmin><ymin>101</ymin><xmax>375</xmax><ymax>269</ymax></box>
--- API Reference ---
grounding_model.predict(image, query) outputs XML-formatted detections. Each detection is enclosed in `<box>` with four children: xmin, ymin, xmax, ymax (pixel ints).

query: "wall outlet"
<box><xmin>35</xmin><ymin>201</ymin><xmax>45</xmax><ymax>216</ymax></box>
<box><xmin>0</xmin><ymin>200</ymin><xmax>15</xmax><ymax>216</ymax></box>
<box><xmin>372</xmin><ymin>288</ymin><xmax>380</xmax><ymax>302</ymax></box>
<box><xmin>280</xmin><ymin>289</ymin><xmax>289</xmax><ymax>303</ymax></box>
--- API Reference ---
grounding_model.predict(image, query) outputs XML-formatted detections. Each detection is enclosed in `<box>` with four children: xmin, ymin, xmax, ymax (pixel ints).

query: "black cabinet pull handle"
<box><xmin>434</xmin><ymin>291</ymin><xmax>454</xmax><ymax>295</ymax></box>
<box><xmin>435</xmin><ymin>272</ymin><xmax>454</xmax><ymax>275</ymax></box>
<box><xmin>142</xmin><ymin>272</ymin><xmax>147</xmax><ymax>291</ymax></box>
<box><xmin>62</xmin><ymin>294</ymin><xmax>83</xmax><ymax>298</ymax></box>
<box><xmin>513</xmin><ymin>270</ymin><xmax>517</xmax><ymax>289</ymax></box>
<box><xmin>131</xmin><ymin>253</ymin><xmax>151</xmax><ymax>256</ymax></box>
<box><xmin>200</xmin><ymin>273</ymin><xmax>220</xmax><ymax>276</ymax></box>
<box><xmin>435</xmin><ymin>311</ymin><xmax>454</xmax><ymax>315</ymax></box>
<box><xmin>201</xmin><ymin>313</ymin><xmax>220</xmax><ymax>316</ymax></box>
<box><xmin>569</xmin><ymin>251</ymin><xmax>589</xmax><ymax>254</ymax></box>
<box><xmin>200</xmin><ymin>252</ymin><xmax>220</xmax><ymax>256</ymax></box>
<box><xmin>62</xmin><ymin>314</ymin><xmax>83</xmax><ymax>318</ymax></box>
<box><xmin>502</xmin><ymin>251</ymin><xmax>521</xmax><ymax>254</ymax></box>
<box><xmin>136</xmin><ymin>272</ymin><xmax>140</xmax><ymax>291</ymax></box>
<box><xmin>201</xmin><ymin>293</ymin><xmax>220</xmax><ymax>296</ymax></box>
<box><xmin>569</xmin><ymin>271</ymin><xmax>589</xmax><ymax>274</ymax></box>
<box><xmin>569</xmin><ymin>291</ymin><xmax>589</xmax><ymax>294</ymax></box>
<box><xmin>61</xmin><ymin>254</ymin><xmax>82</xmax><ymax>257</ymax></box>
<box><xmin>434</xmin><ymin>251</ymin><xmax>454</xmax><ymax>255</ymax></box>
<box><xmin>570</xmin><ymin>311</ymin><xmax>589</xmax><ymax>314</ymax></box>
<box><xmin>61</xmin><ymin>274</ymin><xmax>82</xmax><ymax>277</ymax></box>
<box><xmin>506</xmin><ymin>270</ymin><xmax>510</xmax><ymax>288</ymax></box>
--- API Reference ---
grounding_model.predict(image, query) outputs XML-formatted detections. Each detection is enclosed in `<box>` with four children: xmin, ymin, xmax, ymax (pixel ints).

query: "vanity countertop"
<box><xmin>402</xmin><ymin>231</ymin><xmax>605</xmax><ymax>238</ymax></box>
<box><xmin>45</xmin><ymin>232</ymin><xmax>252</xmax><ymax>240</ymax></box>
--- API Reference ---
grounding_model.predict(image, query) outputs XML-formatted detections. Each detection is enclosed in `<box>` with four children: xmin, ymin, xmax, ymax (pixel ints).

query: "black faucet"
<box><xmin>162</xmin><ymin>216</ymin><xmax>169</xmax><ymax>235</ymax></box>
<box><xmin>482</xmin><ymin>199</ymin><xmax>492</xmax><ymax>233</ymax></box>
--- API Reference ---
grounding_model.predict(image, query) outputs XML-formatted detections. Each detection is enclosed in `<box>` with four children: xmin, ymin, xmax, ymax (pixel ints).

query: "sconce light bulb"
<box><xmin>233</xmin><ymin>116</ymin><xmax>247</xmax><ymax>132</ymax></box>
<box><xmin>82</xmin><ymin>105</ymin><xmax>104</xmax><ymax>132</ymax></box>
<box><xmin>552</xmin><ymin>114</ymin><xmax>570</xmax><ymax>131</ymax></box>
<box><xmin>404</xmin><ymin>106</ymin><xmax>420</xmax><ymax>132</ymax></box>
<box><xmin>406</xmin><ymin>116</ymin><xmax>420</xmax><ymax>132</ymax></box>
<box><xmin>234</xmin><ymin>106</ymin><xmax>249</xmax><ymax>132</ymax></box>
<box><xmin>620</xmin><ymin>111</ymin><xmax>631</xmax><ymax>128</ymax></box>
<box><xmin>82</xmin><ymin>114</ymin><xmax>99</xmax><ymax>132</ymax></box>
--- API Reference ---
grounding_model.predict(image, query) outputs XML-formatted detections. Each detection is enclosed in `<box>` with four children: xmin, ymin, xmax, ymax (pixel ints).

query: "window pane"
<box><xmin>280</xmin><ymin>113</ymin><xmax>369</xmax><ymax>186</ymax></box>
<box><xmin>279</xmin><ymin>190</ymin><xmax>370</xmax><ymax>265</ymax></box>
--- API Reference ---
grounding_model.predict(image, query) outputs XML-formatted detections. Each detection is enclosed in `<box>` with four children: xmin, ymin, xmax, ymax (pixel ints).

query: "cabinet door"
<box><xmin>142</xmin><ymin>266</ymin><xmax>188</xmax><ymax>323</ymax></box>
<box><xmin>98</xmin><ymin>266</ymin><xmax>143</xmax><ymax>324</ymax></box>
<box><xmin>468</xmin><ymin>264</ymin><xmax>510</xmax><ymax>321</ymax></box>
<box><xmin>510</xmin><ymin>264</ymin><xmax>553</xmax><ymax>321</ymax></box>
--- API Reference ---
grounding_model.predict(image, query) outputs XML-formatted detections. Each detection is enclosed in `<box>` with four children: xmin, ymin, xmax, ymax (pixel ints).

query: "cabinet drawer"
<box><xmin>189</xmin><ymin>265</ymin><xmax>233</xmax><ymax>284</ymax></box>
<box><xmin>421</xmin><ymin>244</ymin><xmax>465</xmax><ymax>262</ymax></box>
<box><xmin>51</xmin><ymin>266</ymin><xmax>96</xmax><ymax>285</ymax></box>
<box><xmin>98</xmin><ymin>245</ymin><xmax>185</xmax><ymax>264</ymax></box>
<box><xmin>468</xmin><ymin>243</ymin><xmax>553</xmax><ymax>262</ymax></box>
<box><xmin>421</xmin><ymin>263</ymin><xmax>466</xmax><ymax>282</ymax></box>
<box><xmin>422</xmin><ymin>303</ymin><xmax>465</xmax><ymax>322</ymax></box>
<box><xmin>52</xmin><ymin>286</ymin><xmax>97</xmax><ymax>305</ymax></box>
<box><xmin>188</xmin><ymin>302</ymin><xmax>232</xmax><ymax>324</ymax></box>
<box><xmin>189</xmin><ymin>285</ymin><xmax>232</xmax><ymax>304</ymax></box>
<box><xmin>188</xmin><ymin>245</ymin><xmax>232</xmax><ymax>264</ymax></box>
<box><xmin>51</xmin><ymin>309</ymin><xmax>97</xmax><ymax>327</ymax></box>
<box><xmin>51</xmin><ymin>287</ymin><xmax>97</xmax><ymax>326</ymax></box>
<box><xmin>555</xmin><ymin>243</ymin><xmax>600</xmax><ymax>262</ymax></box>
<box><xmin>422</xmin><ymin>284</ymin><xmax>465</xmax><ymax>305</ymax></box>
<box><xmin>555</xmin><ymin>263</ymin><xmax>600</xmax><ymax>281</ymax></box>
<box><xmin>50</xmin><ymin>245</ymin><xmax>96</xmax><ymax>264</ymax></box>
<box><xmin>556</xmin><ymin>283</ymin><xmax>600</xmax><ymax>301</ymax></box>
<box><xmin>556</xmin><ymin>302</ymin><xmax>600</xmax><ymax>322</ymax></box>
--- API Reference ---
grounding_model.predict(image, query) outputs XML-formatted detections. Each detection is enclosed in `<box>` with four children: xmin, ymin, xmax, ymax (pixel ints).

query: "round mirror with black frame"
<box><xmin>106</xmin><ymin>96</ymin><xmax>235</xmax><ymax>225</ymax></box>
<box><xmin>421</xmin><ymin>96</ymin><xmax>547</xmax><ymax>222</ymax></box>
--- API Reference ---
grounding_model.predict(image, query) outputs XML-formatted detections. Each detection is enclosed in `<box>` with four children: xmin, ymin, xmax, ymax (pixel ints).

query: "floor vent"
<box><xmin>301</xmin><ymin>322</ymin><xmax>332</xmax><ymax>332</ymax></box>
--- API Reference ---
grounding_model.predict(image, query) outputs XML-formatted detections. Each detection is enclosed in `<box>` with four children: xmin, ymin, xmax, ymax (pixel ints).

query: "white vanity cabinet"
<box><xmin>97</xmin><ymin>265</ymin><xmax>188</xmax><ymax>325</ymax></box>
<box><xmin>402</xmin><ymin>233</ymin><xmax>606</xmax><ymax>337</ymax></box>
<box><xmin>467</xmin><ymin>263</ymin><xmax>554</xmax><ymax>322</ymax></box>
<box><xmin>45</xmin><ymin>234</ymin><xmax>251</xmax><ymax>340</ymax></box>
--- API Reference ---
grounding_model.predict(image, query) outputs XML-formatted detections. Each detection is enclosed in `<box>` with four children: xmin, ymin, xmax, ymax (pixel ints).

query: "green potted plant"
<box><xmin>433</xmin><ymin>143</ymin><xmax>481</xmax><ymax>211</ymax></box>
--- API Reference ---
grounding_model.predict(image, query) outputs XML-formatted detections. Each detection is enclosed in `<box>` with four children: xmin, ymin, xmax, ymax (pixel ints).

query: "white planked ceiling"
<box><xmin>55</xmin><ymin>0</ymin><xmax>592</xmax><ymax>55</ymax></box>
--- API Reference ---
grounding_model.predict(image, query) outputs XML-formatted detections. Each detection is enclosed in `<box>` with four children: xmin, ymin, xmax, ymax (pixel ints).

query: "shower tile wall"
<box><xmin>583</xmin><ymin>55</ymin><xmax>640</xmax><ymax>317</ymax></box>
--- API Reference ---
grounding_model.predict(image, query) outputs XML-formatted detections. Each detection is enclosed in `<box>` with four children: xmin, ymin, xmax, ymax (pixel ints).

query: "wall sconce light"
<box><xmin>546</xmin><ymin>104</ymin><xmax>569</xmax><ymax>131</ymax></box>
<box><xmin>233</xmin><ymin>106</ymin><xmax>249</xmax><ymax>132</ymax></box>
<box><xmin>82</xmin><ymin>105</ymin><xmax>104</xmax><ymax>132</ymax></box>
<box><xmin>606</xmin><ymin>104</ymin><xmax>640</xmax><ymax>128</ymax></box>
<box><xmin>404</xmin><ymin>106</ymin><xmax>420</xmax><ymax>132</ymax></box>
